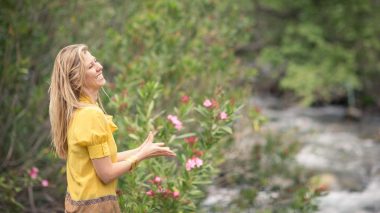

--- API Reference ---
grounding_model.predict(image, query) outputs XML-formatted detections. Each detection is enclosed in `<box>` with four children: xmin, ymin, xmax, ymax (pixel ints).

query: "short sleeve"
<box><xmin>74</xmin><ymin>107</ymin><xmax>110</xmax><ymax>159</ymax></box>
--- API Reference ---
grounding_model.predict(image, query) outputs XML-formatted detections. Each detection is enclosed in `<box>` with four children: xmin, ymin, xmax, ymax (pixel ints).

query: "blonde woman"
<box><xmin>49</xmin><ymin>44</ymin><xmax>176</xmax><ymax>212</ymax></box>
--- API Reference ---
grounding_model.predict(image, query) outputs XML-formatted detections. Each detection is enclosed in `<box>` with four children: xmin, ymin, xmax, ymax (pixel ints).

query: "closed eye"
<box><xmin>89</xmin><ymin>59</ymin><xmax>96</xmax><ymax>69</ymax></box>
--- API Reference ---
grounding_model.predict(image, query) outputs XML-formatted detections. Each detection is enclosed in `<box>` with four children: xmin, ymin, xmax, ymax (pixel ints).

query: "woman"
<box><xmin>49</xmin><ymin>44</ymin><xmax>176</xmax><ymax>212</ymax></box>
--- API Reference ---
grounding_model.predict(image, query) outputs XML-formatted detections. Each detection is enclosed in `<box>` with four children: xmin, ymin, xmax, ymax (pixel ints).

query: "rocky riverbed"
<box><xmin>203</xmin><ymin>95</ymin><xmax>380</xmax><ymax>213</ymax></box>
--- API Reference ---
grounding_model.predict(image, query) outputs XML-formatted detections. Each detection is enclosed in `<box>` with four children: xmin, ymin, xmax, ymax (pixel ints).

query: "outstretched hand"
<box><xmin>137</xmin><ymin>131</ymin><xmax>176</xmax><ymax>161</ymax></box>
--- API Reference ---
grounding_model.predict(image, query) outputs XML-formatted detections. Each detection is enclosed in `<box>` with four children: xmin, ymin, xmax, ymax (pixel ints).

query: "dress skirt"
<box><xmin>65</xmin><ymin>192</ymin><xmax>121</xmax><ymax>213</ymax></box>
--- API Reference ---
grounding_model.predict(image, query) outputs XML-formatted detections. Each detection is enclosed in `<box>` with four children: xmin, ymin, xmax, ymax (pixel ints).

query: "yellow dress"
<box><xmin>65</xmin><ymin>95</ymin><xmax>120</xmax><ymax>213</ymax></box>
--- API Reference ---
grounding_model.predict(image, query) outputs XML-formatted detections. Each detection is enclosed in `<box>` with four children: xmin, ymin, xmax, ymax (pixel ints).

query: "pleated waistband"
<box><xmin>65</xmin><ymin>192</ymin><xmax>118</xmax><ymax>206</ymax></box>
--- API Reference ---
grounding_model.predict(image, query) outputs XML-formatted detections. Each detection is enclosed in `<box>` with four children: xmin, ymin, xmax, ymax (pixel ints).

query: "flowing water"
<box><xmin>203</xmin><ymin>95</ymin><xmax>380</xmax><ymax>213</ymax></box>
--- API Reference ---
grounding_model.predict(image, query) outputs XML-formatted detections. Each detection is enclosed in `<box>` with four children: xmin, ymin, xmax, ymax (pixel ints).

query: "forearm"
<box><xmin>107</xmin><ymin>154</ymin><xmax>143</xmax><ymax>183</ymax></box>
<box><xmin>94</xmin><ymin>131</ymin><xmax>176</xmax><ymax>184</ymax></box>
<box><xmin>116</xmin><ymin>147</ymin><xmax>141</xmax><ymax>162</ymax></box>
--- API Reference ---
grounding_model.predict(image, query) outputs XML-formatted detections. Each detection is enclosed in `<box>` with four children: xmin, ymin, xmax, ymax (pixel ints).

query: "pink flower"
<box><xmin>174</xmin><ymin>123</ymin><xmax>183</xmax><ymax>131</ymax></box>
<box><xmin>41</xmin><ymin>179</ymin><xmax>49</xmax><ymax>187</ymax></box>
<box><xmin>219</xmin><ymin>111</ymin><xmax>228</xmax><ymax>120</ymax></box>
<box><xmin>185</xmin><ymin>157</ymin><xmax>203</xmax><ymax>171</ymax></box>
<box><xmin>203</xmin><ymin>99</ymin><xmax>212</xmax><ymax>108</ymax></box>
<box><xmin>153</xmin><ymin>176</ymin><xmax>161</xmax><ymax>184</ymax></box>
<box><xmin>193</xmin><ymin>157</ymin><xmax>203</xmax><ymax>168</ymax></box>
<box><xmin>146</xmin><ymin>190</ymin><xmax>155</xmax><ymax>197</ymax></box>
<box><xmin>181</xmin><ymin>95</ymin><xmax>190</xmax><ymax>104</ymax></box>
<box><xmin>185</xmin><ymin>136</ymin><xmax>197</xmax><ymax>146</ymax></box>
<box><xmin>173</xmin><ymin>191</ymin><xmax>180</xmax><ymax>199</ymax></box>
<box><xmin>28</xmin><ymin>167</ymin><xmax>39</xmax><ymax>179</ymax></box>
<box><xmin>185</xmin><ymin>158</ymin><xmax>196</xmax><ymax>171</ymax></box>
<box><xmin>167</xmin><ymin>114</ymin><xmax>183</xmax><ymax>130</ymax></box>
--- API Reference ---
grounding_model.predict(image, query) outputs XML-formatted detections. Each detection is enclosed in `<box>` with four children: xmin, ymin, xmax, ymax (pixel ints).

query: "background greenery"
<box><xmin>1</xmin><ymin>0</ymin><xmax>379</xmax><ymax>212</ymax></box>
<box><xmin>244</xmin><ymin>0</ymin><xmax>380</xmax><ymax>106</ymax></box>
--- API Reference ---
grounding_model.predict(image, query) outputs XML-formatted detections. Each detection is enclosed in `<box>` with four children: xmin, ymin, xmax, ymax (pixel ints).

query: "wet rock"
<box><xmin>253</xmin><ymin>96</ymin><xmax>380</xmax><ymax>212</ymax></box>
<box><xmin>345</xmin><ymin>107</ymin><xmax>363</xmax><ymax>121</ymax></box>
<box><xmin>204</xmin><ymin>95</ymin><xmax>380</xmax><ymax>212</ymax></box>
<box><xmin>202</xmin><ymin>185</ymin><xmax>240</xmax><ymax>209</ymax></box>
<box><xmin>269</xmin><ymin>176</ymin><xmax>294</xmax><ymax>189</ymax></box>
<box><xmin>309</xmin><ymin>173</ymin><xmax>340</xmax><ymax>192</ymax></box>
<box><xmin>317</xmin><ymin>178</ymin><xmax>380</xmax><ymax>213</ymax></box>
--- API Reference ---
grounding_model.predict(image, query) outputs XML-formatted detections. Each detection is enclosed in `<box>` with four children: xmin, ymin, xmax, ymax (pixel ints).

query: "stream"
<box><xmin>203</xmin><ymin>95</ymin><xmax>380</xmax><ymax>213</ymax></box>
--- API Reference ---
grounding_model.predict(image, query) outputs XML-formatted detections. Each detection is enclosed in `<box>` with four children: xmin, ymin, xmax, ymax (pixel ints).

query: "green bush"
<box><xmin>111</xmin><ymin>81</ymin><xmax>242</xmax><ymax>212</ymax></box>
<box><xmin>249</xmin><ymin>0</ymin><xmax>380</xmax><ymax>105</ymax></box>
<box><xmin>0</xmin><ymin>0</ymin><xmax>253</xmax><ymax>211</ymax></box>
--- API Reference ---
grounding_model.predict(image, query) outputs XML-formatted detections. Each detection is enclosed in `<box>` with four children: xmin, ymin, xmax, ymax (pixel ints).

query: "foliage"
<box><xmin>2</xmin><ymin>0</ymin><xmax>365</xmax><ymax>211</ymax></box>
<box><xmin>0</xmin><ymin>0</ymin><xmax>253</xmax><ymax>211</ymax></box>
<box><xmin>100</xmin><ymin>1</ymin><xmax>254</xmax><ymax>210</ymax></box>
<box><xmin>98</xmin><ymin>0</ymin><xmax>253</xmax><ymax>106</ymax></box>
<box><xmin>249</xmin><ymin>0</ymin><xmax>380</xmax><ymax>105</ymax></box>
<box><xmin>214</xmin><ymin>130</ymin><xmax>321</xmax><ymax>212</ymax></box>
<box><xmin>111</xmin><ymin>81</ymin><xmax>242</xmax><ymax>212</ymax></box>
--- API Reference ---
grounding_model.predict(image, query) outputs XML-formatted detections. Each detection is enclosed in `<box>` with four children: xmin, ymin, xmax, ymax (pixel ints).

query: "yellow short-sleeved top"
<box><xmin>66</xmin><ymin>95</ymin><xmax>118</xmax><ymax>201</ymax></box>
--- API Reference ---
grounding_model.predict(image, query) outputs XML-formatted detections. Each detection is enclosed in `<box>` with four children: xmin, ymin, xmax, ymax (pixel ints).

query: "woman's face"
<box><xmin>82</xmin><ymin>51</ymin><xmax>105</xmax><ymax>92</ymax></box>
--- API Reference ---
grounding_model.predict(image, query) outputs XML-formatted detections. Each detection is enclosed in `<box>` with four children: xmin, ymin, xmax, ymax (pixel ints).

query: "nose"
<box><xmin>96</xmin><ymin>62</ymin><xmax>103</xmax><ymax>72</ymax></box>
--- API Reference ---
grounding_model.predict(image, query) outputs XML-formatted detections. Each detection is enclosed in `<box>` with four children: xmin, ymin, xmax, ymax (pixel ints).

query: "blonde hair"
<box><xmin>49</xmin><ymin>44</ymin><xmax>89</xmax><ymax>159</ymax></box>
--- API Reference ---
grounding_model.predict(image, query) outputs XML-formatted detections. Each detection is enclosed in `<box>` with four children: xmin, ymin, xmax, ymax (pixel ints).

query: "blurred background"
<box><xmin>1</xmin><ymin>0</ymin><xmax>380</xmax><ymax>212</ymax></box>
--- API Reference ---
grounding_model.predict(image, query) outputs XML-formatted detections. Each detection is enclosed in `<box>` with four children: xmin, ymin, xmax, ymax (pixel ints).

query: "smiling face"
<box><xmin>82</xmin><ymin>51</ymin><xmax>105</xmax><ymax>92</ymax></box>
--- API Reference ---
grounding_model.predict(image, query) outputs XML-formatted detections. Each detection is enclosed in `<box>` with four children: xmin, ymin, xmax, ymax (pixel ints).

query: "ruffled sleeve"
<box><xmin>73</xmin><ymin>107</ymin><xmax>111</xmax><ymax>159</ymax></box>
<box><xmin>105</xmin><ymin>115</ymin><xmax>118</xmax><ymax>133</ymax></box>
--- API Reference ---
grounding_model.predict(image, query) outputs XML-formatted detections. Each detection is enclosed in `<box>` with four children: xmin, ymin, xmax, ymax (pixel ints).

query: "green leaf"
<box><xmin>195</xmin><ymin>107</ymin><xmax>209</xmax><ymax>117</ymax></box>
<box><xmin>146</xmin><ymin>100</ymin><xmax>155</xmax><ymax>118</ymax></box>
<box><xmin>175</xmin><ymin>133</ymin><xmax>196</xmax><ymax>140</ymax></box>
<box><xmin>220</xmin><ymin>126</ymin><xmax>233</xmax><ymax>134</ymax></box>
<box><xmin>192</xmin><ymin>180</ymin><xmax>212</xmax><ymax>185</ymax></box>
<box><xmin>128</xmin><ymin>133</ymin><xmax>140</xmax><ymax>141</ymax></box>
<box><xmin>188</xmin><ymin>189</ymin><xmax>204</xmax><ymax>197</ymax></box>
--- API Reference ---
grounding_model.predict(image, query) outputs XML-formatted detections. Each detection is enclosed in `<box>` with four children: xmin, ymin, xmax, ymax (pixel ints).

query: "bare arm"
<box><xmin>116</xmin><ymin>147</ymin><xmax>141</xmax><ymax>162</ymax></box>
<box><xmin>92</xmin><ymin>132</ymin><xmax>176</xmax><ymax>184</ymax></box>
<box><xmin>92</xmin><ymin>153</ymin><xmax>143</xmax><ymax>184</ymax></box>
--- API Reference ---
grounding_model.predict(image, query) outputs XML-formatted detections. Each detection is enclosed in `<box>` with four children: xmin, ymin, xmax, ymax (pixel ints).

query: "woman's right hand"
<box><xmin>136</xmin><ymin>131</ymin><xmax>176</xmax><ymax>161</ymax></box>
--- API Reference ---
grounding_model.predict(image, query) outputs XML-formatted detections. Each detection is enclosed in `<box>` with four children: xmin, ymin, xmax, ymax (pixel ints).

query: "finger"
<box><xmin>156</xmin><ymin>147</ymin><xmax>171</xmax><ymax>151</ymax></box>
<box><xmin>143</xmin><ymin>134</ymin><xmax>150</xmax><ymax>144</ymax></box>
<box><xmin>163</xmin><ymin>149</ymin><xmax>176</xmax><ymax>156</ymax></box>
<box><xmin>164</xmin><ymin>151</ymin><xmax>176</xmax><ymax>156</ymax></box>
<box><xmin>149</xmin><ymin>131</ymin><xmax>155</xmax><ymax>142</ymax></box>
<box><xmin>144</xmin><ymin>132</ymin><xmax>154</xmax><ymax>144</ymax></box>
<box><xmin>150</xmin><ymin>152</ymin><xmax>176</xmax><ymax>158</ymax></box>
<box><xmin>154</xmin><ymin>142</ymin><xmax>165</xmax><ymax>147</ymax></box>
<box><xmin>150</xmin><ymin>149</ymin><xmax>173</xmax><ymax>156</ymax></box>
<box><xmin>164</xmin><ymin>152</ymin><xmax>177</xmax><ymax>157</ymax></box>
<box><xmin>150</xmin><ymin>145</ymin><xmax>168</xmax><ymax>151</ymax></box>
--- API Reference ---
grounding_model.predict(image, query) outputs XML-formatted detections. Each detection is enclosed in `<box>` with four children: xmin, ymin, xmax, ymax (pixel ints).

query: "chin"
<box><xmin>100</xmin><ymin>79</ymin><xmax>107</xmax><ymax>86</ymax></box>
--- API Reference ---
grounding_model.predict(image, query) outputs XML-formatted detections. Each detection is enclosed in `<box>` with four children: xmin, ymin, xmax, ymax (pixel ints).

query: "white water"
<box><xmin>203</xmin><ymin>95</ymin><xmax>380</xmax><ymax>213</ymax></box>
<box><xmin>253</xmin><ymin>95</ymin><xmax>380</xmax><ymax>213</ymax></box>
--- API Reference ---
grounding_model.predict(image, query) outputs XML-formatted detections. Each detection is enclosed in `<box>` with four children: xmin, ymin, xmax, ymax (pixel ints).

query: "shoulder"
<box><xmin>75</xmin><ymin>105</ymin><xmax>104</xmax><ymax>116</ymax></box>
<box><xmin>73</xmin><ymin>106</ymin><xmax>106</xmax><ymax>122</ymax></box>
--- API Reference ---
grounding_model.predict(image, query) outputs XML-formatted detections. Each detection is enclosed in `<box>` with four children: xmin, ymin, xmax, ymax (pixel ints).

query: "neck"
<box><xmin>82</xmin><ymin>88</ymin><xmax>99</xmax><ymax>103</ymax></box>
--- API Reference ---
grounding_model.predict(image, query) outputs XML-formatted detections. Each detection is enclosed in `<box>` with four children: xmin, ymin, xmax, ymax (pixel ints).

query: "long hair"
<box><xmin>49</xmin><ymin>44</ymin><xmax>89</xmax><ymax>159</ymax></box>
